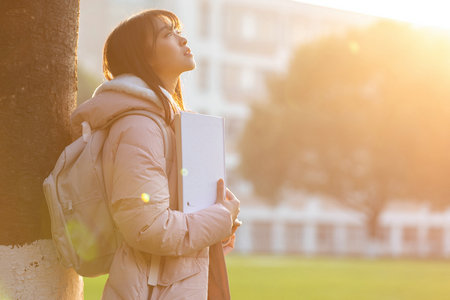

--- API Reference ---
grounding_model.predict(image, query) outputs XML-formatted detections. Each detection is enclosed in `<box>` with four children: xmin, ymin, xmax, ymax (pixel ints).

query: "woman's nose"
<box><xmin>179</xmin><ymin>36</ymin><xmax>187</xmax><ymax>46</ymax></box>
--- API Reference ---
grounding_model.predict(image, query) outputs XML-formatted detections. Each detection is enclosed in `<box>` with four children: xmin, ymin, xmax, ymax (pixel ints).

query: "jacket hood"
<box><xmin>70</xmin><ymin>74</ymin><xmax>179</xmax><ymax>138</ymax></box>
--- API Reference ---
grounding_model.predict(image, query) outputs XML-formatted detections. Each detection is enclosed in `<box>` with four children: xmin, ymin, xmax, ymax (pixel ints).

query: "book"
<box><xmin>174</xmin><ymin>111</ymin><xmax>226</xmax><ymax>213</ymax></box>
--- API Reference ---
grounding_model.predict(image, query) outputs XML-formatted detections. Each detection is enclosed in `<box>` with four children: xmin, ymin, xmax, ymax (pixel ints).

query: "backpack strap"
<box><xmin>102</xmin><ymin>110</ymin><xmax>171</xmax><ymax>160</ymax></box>
<box><xmin>101</xmin><ymin>110</ymin><xmax>171</xmax><ymax>286</ymax></box>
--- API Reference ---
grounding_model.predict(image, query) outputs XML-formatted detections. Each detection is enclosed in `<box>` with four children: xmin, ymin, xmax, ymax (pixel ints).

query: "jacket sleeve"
<box><xmin>107</xmin><ymin>115</ymin><xmax>233</xmax><ymax>257</ymax></box>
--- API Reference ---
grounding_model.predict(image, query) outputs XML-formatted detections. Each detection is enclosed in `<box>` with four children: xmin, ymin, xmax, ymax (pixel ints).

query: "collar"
<box><xmin>93</xmin><ymin>73</ymin><xmax>180</xmax><ymax>115</ymax></box>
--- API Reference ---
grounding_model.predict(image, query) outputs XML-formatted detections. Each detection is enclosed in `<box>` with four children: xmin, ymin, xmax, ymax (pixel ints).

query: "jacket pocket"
<box><xmin>157</xmin><ymin>255</ymin><xmax>204</xmax><ymax>286</ymax></box>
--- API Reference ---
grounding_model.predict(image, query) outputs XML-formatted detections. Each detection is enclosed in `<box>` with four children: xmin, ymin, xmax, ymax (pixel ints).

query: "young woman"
<box><xmin>71</xmin><ymin>9</ymin><xmax>240</xmax><ymax>300</ymax></box>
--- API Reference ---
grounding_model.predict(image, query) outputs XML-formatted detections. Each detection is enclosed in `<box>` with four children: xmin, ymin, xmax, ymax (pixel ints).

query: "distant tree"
<box><xmin>77</xmin><ymin>64</ymin><xmax>102</xmax><ymax>105</ymax></box>
<box><xmin>0</xmin><ymin>0</ymin><xmax>82</xmax><ymax>298</ymax></box>
<box><xmin>239</xmin><ymin>21</ymin><xmax>450</xmax><ymax>237</ymax></box>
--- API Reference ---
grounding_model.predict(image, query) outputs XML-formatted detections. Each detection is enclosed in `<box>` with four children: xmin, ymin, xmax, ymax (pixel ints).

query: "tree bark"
<box><xmin>0</xmin><ymin>1</ymin><xmax>83</xmax><ymax>299</ymax></box>
<box><xmin>0</xmin><ymin>0</ymin><xmax>79</xmax><ymax>245</ymax></box>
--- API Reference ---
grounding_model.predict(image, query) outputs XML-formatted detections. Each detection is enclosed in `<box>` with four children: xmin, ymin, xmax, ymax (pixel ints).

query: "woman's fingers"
<box><xmin>231</xmin><ymin>222</ymin><xmax>239</xmax><ymax>235</ymax></box>
<box><xmin>222</xmin><ymin>234</ymin><xmax>236</xmax><ymax>256</ymax></box>
<box><xmin>216</xmin><ymin>178</ymin><xmax>225</xmax><ymax>203</ymax></box>
<box><xmin>216</xmin><ymin>181</ymin><xmax>240</xmax><ymax>221</ymax></box>
<box><xmin>225</xmin><ymin>188</ymin><xmax>236</xmax><ymax>201</ymax></box>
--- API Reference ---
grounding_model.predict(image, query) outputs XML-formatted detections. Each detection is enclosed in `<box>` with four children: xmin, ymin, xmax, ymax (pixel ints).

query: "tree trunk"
<box><xmin>364</xmin><ymin>197</ymin><xmax>384</xmax><ymax>258</ymax></box>
<box><xmin>0</xmin><ymin>1</ymin><xmax>83</xmax><ymax>298</ymax></box>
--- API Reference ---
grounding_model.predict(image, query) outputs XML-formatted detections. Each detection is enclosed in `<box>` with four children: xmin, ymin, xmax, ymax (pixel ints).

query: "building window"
<box><xmin>225</xmin><ymin>116</ymin><xmax>242</xmax><ymax>140</ymax></box>
<box><xmin>221</xmin><ymin>63</ymin><xmax>240</xmax><ymax>100</ymax></box>
<box><xmin>198</xmin><ymin>0</ymin><xmax>210</xmax><ymax>39</ymax></box>
<box><xmin>402</xmin><ymin>226</ymin><xmax>418</xmax><ymax>255</ymax></box>
<box><xmin>222</xmin><ymin>5</ymin><xmax>278</xmax><ymax>56</ymax></box>
<box><xmin>240</xmin><ymin>68</ymin><xmax>256</xmax><ymax>91</ymax></box>
<box><xmin>403</xmin><ymin>227</ymin><xmax>418</xmax><ymax>245</ymax></box>
<box><xmin>222</xmin><ymin>62</ymin><xmax>267</xmax><ymax>102</ymax></box>
<box><xmin>241</xmin><ymin>12</ymin><xmax>257</xmax><ymax>41</ymax></box>
<box><xmin>428</xmin><ymin>227</ymin><xmax>443</xmax><ymax>256</ymax></box>
<box><xmin>317</xmin><ymin>224</ymin><xmax>334</xmax><ymax>254</ymax></box>
<box><xmin>377</xmin><ymin>226</ymin><xmax>390</xmax><ymax>244</ymax></box>
<box><xmin>197</xmin><ymin>58</ymin><xmax>210</xmax><ymax>91</ymax></box>
<box><xmin>252</xmin><ymin>221</ymin><xmax>273</xmax><ymax>253</ymax></box>
<box><xmin>347</xmin><ymin>226</ymin><xmax>365</xmax><ymax>254</ymax></box>
<box><xmin>285</xmin><ymin>222</ymin><xmax>303</xmax><ymax>253</ymax></box>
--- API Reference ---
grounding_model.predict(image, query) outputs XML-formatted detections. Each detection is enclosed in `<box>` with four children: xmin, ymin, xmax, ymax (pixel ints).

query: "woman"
<box><xmin>71</xmin><ymin>9</ymin><xmax>240</xmax><ymax>300</ymax></box>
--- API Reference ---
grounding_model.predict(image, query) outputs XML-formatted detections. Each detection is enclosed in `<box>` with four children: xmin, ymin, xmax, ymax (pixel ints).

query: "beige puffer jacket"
<box><xmin>70</xmin><ymin>75</ymin><xmax>233</xmax><ymax>300</ymax></box>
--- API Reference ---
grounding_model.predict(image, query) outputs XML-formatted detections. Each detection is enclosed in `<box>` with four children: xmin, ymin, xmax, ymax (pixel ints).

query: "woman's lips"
<box><xmin>184</xmin><ymin>48</ymin><xmax>193</xmax><ymax>56</ymax></box>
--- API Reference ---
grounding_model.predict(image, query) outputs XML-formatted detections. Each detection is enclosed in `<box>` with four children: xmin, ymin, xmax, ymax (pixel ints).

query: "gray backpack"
<box><xmin>43</xmin><ymin>110</ymin><xmax>170</xmax><ymax>277</ymax></box>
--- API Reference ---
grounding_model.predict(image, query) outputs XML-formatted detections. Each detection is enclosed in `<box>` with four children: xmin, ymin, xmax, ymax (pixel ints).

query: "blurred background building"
<box><xmin>78</xmin><ymin>0</ymin><xmax>375</xmax><ymax>171</ymax></box>
<box><xmin>78</xmin><ymin>0</ymin><xmax>450</xmax><ymax>258</ymax></box>
<box><xmin>235</xmin><ymin>196</ymin><xmax>450</xmax><ymax>258</ymax></box>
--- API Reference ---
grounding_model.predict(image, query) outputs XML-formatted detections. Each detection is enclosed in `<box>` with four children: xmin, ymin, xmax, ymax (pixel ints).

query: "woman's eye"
<box><xmin>165</xmin><ymin>29</ymin><xmax>182</xmax><ymax>38</ymax></box>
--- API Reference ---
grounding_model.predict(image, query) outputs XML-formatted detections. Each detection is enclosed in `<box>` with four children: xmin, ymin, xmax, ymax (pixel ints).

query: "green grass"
<box><xmin>84</xmin><ymin>274</ymin><xmax>108</xmax><ymax>300</ymax></box>
<box><xmin>84</xmin><ymin>255</ymin><xmax>450</xmax><ymax>300</ymax></box>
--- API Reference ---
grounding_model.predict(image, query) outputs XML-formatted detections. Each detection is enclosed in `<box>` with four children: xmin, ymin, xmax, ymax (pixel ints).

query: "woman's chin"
<box><xmin>184</xmin><ymin>59</ymin><xmax>196</xmax><ymax>72</ymax></box>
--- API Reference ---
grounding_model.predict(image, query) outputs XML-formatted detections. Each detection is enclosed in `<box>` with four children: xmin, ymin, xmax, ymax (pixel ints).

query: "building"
<box><xmin>80</xmin><ymin>1</ymin><xmax>448</xmax><ymax>258</ymax></box>
<box><xmin>235</xmin><ymin>194</ymin><xmax>450</xmax><ymax>258</ymax></box>
<box><xmin>78</xmin><ymin>0</ymin><xmax>377</xmax><ymax>170</ymax></box>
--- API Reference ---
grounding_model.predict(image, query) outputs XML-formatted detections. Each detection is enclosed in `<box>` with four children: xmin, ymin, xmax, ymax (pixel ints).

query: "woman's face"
<box><xmin>149</xmin><ymin>17</ymin><xmax>195</xmax><ymax>79</ymax></box>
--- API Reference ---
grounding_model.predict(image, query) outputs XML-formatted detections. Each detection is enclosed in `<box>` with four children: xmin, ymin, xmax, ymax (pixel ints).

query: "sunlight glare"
<box><xmin>0</xmin><ymin>282</ymin><xmax>11</xmax><ymax>300</ymax></box>
<box><xmin>141</xmin><ymin>193</ymin><xmax>150</xmax><ymax>203</ymax></box>
<box><xmin>297</xmin><ymin>0</ymin><xmax>450</xmax><ymax>31</ymax></box>
<box><xmin>348</xmin><ymin>40</ymin><xmax>360</xmax><ymax>55</ymax></box>
<box><xmin>180</xmin><ymin>168</ymin><xmax>189</xmax><ymax>176</ymax></box>
<box><xmin>65</xmin><ymin>220</ymin><xmax>97</xmax><ymax>261</ymax></box>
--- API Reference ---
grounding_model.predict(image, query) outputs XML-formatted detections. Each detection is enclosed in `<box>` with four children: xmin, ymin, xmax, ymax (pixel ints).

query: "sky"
<box><xmin>297</xmin><ymin>0</ymin><xmax>450</xmax><ymax>31</ymax></box>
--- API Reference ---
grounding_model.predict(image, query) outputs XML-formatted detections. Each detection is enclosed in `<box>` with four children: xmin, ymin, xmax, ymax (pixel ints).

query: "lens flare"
<box><xmin>65</xmin><ymin>220</ymin><xmax>98</xmax><ymax>262</ymax></box>
<box><xmin>0</xmin><ymin>282</ymin><xmax>11</xmax><ymax>300</ymax></box>
<box><xmin>180</xmin><ymin>168</ymin><xmax>189</xmax><ymax>176</ymax></box>
<box><xmin>141</xmin><ymin>193</ymin><xmax>150</xmax><ymax>203</ymax></box>
<box><xmin>348</xmin><ymin>40</ymin><xmax>360</xmax><ymax>55</ymax></box>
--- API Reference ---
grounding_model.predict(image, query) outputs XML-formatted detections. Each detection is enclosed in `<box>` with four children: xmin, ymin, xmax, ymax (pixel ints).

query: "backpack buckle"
<box><xmin>81</xmin><ymin>121</ymin><xmax>92</xmax><ymax>142</ymax></box>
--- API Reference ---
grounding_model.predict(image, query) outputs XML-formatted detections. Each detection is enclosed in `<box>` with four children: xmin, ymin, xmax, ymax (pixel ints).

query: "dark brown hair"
<box><xmin>103</xmin><ymin>9</ymin><xmax>185</xmax><ymax>124</ymax></box>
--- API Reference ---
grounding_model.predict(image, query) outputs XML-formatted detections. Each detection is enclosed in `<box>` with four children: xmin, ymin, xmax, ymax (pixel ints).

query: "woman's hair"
<box><xmin>103</xmin><ymin>9</ymin><xmax>185</xmax><ymax>124</ymax></box>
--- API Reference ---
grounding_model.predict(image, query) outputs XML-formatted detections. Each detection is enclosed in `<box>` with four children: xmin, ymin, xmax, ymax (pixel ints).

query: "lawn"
<box><xmin>84</xmin><ymin>255</ymin><xmax>450</xmax><ymax>299</ymax></box>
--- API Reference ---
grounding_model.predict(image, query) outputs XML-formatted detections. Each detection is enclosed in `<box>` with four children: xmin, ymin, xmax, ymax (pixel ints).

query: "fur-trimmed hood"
<box><xmin>70</xmin><ymin>74</ymin><xmax>179</xmax><ymax>138</ymax></box>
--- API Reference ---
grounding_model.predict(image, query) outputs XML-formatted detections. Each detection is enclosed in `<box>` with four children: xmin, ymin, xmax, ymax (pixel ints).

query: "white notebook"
<box><xmin>174</xmin><ymin>111</ymin><xmax>226</xmax><ymax>213</ymax></box>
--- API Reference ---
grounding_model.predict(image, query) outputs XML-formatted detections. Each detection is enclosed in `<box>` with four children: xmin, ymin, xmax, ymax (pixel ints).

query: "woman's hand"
<box><xmin>216</xmin><ymin>179</ymin><xmax>241</xmax><ymax>255</ymax></box>
<box><xmin>222</xmin><ymin>234</ymin><xmax>236</xmax><ymax>255</ymax></box>
<box><xmin>216</xmin><ymin>179</ymin><xmax>240</xmax><ymax>222</ymax></box>
<box><xmin>221</xmin><ymin>218</ymin><xmax>242</xmax><ymax>255</ymax></box>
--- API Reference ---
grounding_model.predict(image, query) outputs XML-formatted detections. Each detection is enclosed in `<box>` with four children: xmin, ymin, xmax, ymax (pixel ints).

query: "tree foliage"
<box><xmin>77</xmin><ymin>65</ymin><xmax>102</xmax><ymax>105</ymax></box>
<box><xmin>239</xmin><ymin>21</ymin><xmax>450</xmax><ymax>235</ymax></box>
